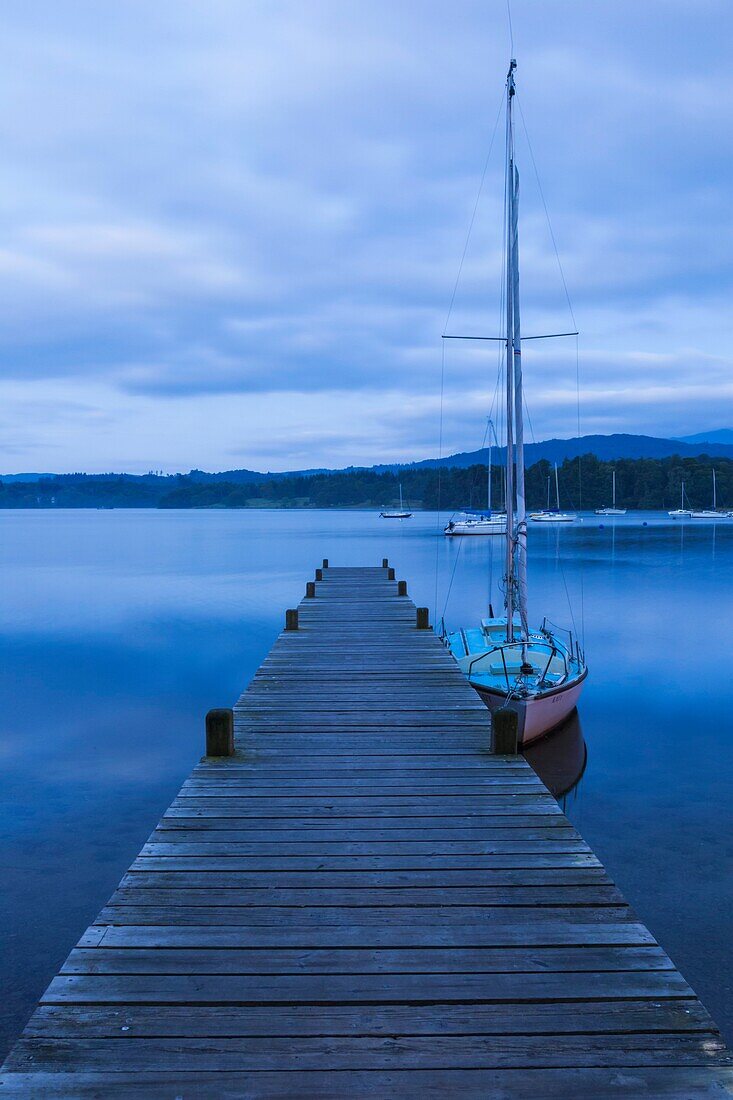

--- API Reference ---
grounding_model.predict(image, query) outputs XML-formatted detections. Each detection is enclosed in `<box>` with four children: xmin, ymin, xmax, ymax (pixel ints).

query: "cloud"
<box><xmin>0</xmin><ymin>0</ymin><xmax>732</xmax><ymax>470</ymax></box>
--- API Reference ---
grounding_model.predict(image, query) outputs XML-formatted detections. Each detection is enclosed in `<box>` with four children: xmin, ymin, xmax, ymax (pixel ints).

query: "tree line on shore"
<box><xmin>0</xmin><ymin>454</ymin><xmax>730</xmax><ymax>511</ymax></box>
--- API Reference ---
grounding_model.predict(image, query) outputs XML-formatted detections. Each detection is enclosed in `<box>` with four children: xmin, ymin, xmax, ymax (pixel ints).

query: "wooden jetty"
<box><xmin>2</xmin><ymin>563</ymin><xmax>731</xmax><ymax>1097</ymax></box>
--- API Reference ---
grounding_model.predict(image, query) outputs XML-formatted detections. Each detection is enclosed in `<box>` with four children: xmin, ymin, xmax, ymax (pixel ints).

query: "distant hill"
<box><xmin>186</xmin><ymin>433</ymin><xmax>733</xmax><ymax>483</ymax></box>
<box><xmin>675</xmin><ymin>429</ymin><xmax>733</xmax><ymax>446</ymax></box>
<box><xmin>384</xmin><ymin>433</ymin><xmax>733</xmax><ymax>471</ymax></box>
<box><xmin>0</xmin><ymin>472</ymin><xmax>56</xmax><ymax>482</ymax></box>
<box><xmin>2</xmin><ymin>451</ymin><xmax>732</xmax><ymax>511</ymax></box>
<box><xmin>187</xmin><ymin>467</ymin><xmax>270</xmax><ymax>485</ymax></box>
<box><xmin>4</xmin><ymin>433</ymin><xmax>733</xmax><ymax>486</ymax></box>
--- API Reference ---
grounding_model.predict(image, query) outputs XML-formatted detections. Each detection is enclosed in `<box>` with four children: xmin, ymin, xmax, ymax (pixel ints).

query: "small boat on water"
<box><xmin>380</xmin><ymin>483</ymin><xmax>412</xmax><ymax>519</ymax></box>
<box><xmin>690</xmin><ymin>469</ymin><xmax>727</xmax><ymax>519</ymax></box>
<box><xmin>530</xmin><ymin>464</ymin><xmax>576</xmax><ymax>523</ymax></box>
<box><xmin>668</xmin><ymin>480</ymin><xmax>692</xmax><ymax>517</ymax></box>
<box><xmin>445</xmin><ymin>425</ymin><xmax>506</xmax><ymax>535</ymax></box>
<box><xmin>595</xmin><ymin>470</ymin><xmax>626</xmax><ymax>515</ymax></box>
<box><xmin>445</xmin><ymin>510</ymin><xmax>507</xmax><ymax>536</ymax></box>
<box><xmin>444</xmin><ymin>58</ymin><xmax>587</xmax><ymax>745</ymax></box>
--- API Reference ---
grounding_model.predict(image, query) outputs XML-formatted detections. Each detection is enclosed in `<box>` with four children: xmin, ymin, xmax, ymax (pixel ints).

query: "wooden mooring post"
<box><xmin>493</xmin><ymin>707</ymin><xmax>519</xmax><ymax>754</ymax></box>
<box><xmin>2</xmin><ymin>560</ymin><xmax>730</xmax><ymax>1095</ymax></box>
<box><xmin>205</xmin><ymin>707</ymin><xmax>234</xmax><ymax>758</ymax></box>
<box><xmin>284</xmin><ymin>607</ymin><xmax>298</xmax><ymax>631</ymax></box>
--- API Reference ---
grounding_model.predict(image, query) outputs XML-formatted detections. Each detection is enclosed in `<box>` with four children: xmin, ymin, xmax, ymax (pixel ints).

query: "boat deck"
<box><xmin>1</xmin><ymin>563</ymin><xmax>731</xmax><ymax>1096</ymax></box>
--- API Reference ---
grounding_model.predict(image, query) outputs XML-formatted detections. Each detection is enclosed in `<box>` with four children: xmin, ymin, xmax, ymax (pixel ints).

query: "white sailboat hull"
<box><xmin>445</xmin><ymin>519</ymin><xmax>506</xmax><ymax>536</ymax></box>
<box><xmin>529</xmin><ymin>512</ymin><xmax>576</xmax><ymax>523</ymax></box>
<box><xmin>380</xmin><ymin>511</ymin><xmax>412</xmax><ymax>519</ymax></box>
<box><xmin>595</xmin><ymin>507</ymin><xmax>626</xmax><ymax>516</ymax></box>
<box><xmin>475</xmin><ymin>675</ymin><xmax>586</xmax><ymax>746</ymax></box>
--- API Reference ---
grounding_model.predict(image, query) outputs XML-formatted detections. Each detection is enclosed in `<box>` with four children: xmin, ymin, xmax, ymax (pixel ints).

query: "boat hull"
<box><xmin>380</xmin><ymin>512</ymin><xmax>412</xmax><ymax>519</ymax></box>
<box><xmin>444</xmin><ymin>523</ymin><xmax>506</xmax><ymax>536</ymax></box>
<box><xmin>472</xmin><ymin>673</ymin><xmax>587</xmax><ymax>746</ymax></box>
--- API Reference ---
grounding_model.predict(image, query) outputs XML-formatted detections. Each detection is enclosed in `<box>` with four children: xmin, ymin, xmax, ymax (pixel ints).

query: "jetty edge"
<box><xmin>1</xmin><ymin>561</ymin><xmax>731</xmax><ymax>1097</ymax></box>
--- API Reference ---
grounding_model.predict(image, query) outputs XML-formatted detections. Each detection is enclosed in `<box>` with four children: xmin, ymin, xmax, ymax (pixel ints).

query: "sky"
<box><xmin>0</xmin><ymin>0</ymin><xmax>732</xmax><ymax>474</ymax></box>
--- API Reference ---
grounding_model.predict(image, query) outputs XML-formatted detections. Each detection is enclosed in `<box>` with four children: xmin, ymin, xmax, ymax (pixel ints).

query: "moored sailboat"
<box><xmin>690</xmin><ymin>469</ymin><xmax>726</xmax><ymax>519</ymax></box>
<box><xmin>380</xmin><ymin>482</ymin><xmax>412</xmax><ymax>519</ymax></box>
<box><xmin>530</xmin><ymin>463</ymin><xmax>576</xmax><ymax>523</ymax></box>
<box><xmin>445</xmin><ymin>424</ymin><xmax>507</xmax><ymax>535</ymax></box>
<box><xmin>595</xmin><ymin>469</ymin><xmax>626</xmax><ymax>515</ymax></box>
<box><xmin>444</xmin><ymin>59</ymin><xmax>587</xmax><ymax>745</ymax></box>
<box><xmin>445</xmin><ymin>511</ymin><xmax>507</xmax><ymax>535</ymax></box>
<box><xmin>668</xmin><ymin>480</ymin><xmax>692</xmax><ymax>517</ymax></box>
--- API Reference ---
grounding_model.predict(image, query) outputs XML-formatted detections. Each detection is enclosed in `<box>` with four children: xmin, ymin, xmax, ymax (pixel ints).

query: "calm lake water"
<box><xmin>1</xmin><ymin>508</ymin><xmax>732</xmax><ymax>1054</ymax></box>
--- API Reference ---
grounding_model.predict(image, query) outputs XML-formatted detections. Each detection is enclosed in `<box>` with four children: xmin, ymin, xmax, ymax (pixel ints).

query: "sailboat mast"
<box><xmin>503</xmin><ymin>61</ymin><xmax>516</xmax><ymax>643</ymax></box>
<box><xmin>712</xmin><ymin>468</ymin><xmax>716</xmax><ymax>510</ymax></box>
<box><xmin>509</xmin><ymin>62</ymin><xmax>529</xmax><ymax>643</ymax></box>
<box><xmin>554</xmin><ymin>463</ymin><xmax>560</xmax><ymax>511</ymax></box>
<box><xmin>612</xmin><ymin>469</ymin><xmax>616</xmax><ymax>509</ymax></box>
<box><xmin>399</xmin><ymin>482</ymin><xmax>403</xmax><ymax>511</ymax></box>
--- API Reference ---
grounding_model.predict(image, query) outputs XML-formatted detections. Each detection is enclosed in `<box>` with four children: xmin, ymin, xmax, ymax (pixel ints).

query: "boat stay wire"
<box><xmin>434</xmin><ymin>88</ymin><xmax>506</xmax><ymax>625</ymax></box>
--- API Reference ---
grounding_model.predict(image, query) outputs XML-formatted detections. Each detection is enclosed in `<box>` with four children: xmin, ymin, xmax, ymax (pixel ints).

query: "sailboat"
<box><xmin>380</xmin><ymin>482</ymin><xmax>412</xmax><ymax>519</ymax></box>
<box><xmin>668</xmin><ymin>481</ymin><xmax>692</xmax><ymax>518</ymax></box>
<box><xmin>691</xmin><ymin>469</ymin><xmax>723</xmax><ymax>519</ymax></box>
<box><xmin>445</xmin><ymin>423</ymin><xmax>507</xmax><ymax>535</ymax></box>
<box><xmin>530</xmin><ymin>463</ymin><xmax>576</xmax><ymax>523</ymax></box>
<box><xmin>444</xmin><ymin>59</ymin><xmax>587</xmax><ymax>745</ymax></box>
<box><xmin>595</xmin><ymin>469</ymin><xmax>626</xmax><ymax>515</ymax></box>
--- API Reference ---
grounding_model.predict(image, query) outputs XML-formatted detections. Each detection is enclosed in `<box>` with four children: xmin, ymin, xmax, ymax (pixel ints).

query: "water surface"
<box><xmin>1</xmin><ymin>508</ymin><xmax>731</xmax><ymax>1053</ymax></box>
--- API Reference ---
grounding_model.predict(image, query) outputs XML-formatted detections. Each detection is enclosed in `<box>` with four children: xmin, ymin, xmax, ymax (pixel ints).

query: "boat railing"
<box><xmin>541</xmin><ymin>617</ymin><xmax>584</xmax><ymax>665</ymax></box>
<box><xmin>467</xmin><ymin>639</ymin><xmax>569</xmax><ymax>693</ymax></box>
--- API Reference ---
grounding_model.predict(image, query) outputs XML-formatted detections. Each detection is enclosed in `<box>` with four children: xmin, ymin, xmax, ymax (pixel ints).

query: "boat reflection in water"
<box><xmin>522</xmin><ymin>710</ymin><xmax>587</xmax><ymax>806</ymax></box>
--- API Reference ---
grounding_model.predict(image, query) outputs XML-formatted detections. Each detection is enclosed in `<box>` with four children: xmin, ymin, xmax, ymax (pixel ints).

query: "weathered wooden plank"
<box><xmin>132</xmin><ymin>852</ymin><xmax>600</xmax><ymax>869</ymax></box>
<box><xmin>151</xmin><ymin>820</ymin><xmax>579</xmax><ymax>838</ymax></box>
<box><xmin>3</xmin><ymin>1067</ymin><xmax>733</xmax><ymax>1097</ymax></box>
<box><xmin>106</xmin><ymin>885</ymin><xmax>626</xmax><ymax>907</ymax></box>
<box><xmin>61</xmin><ymin>945</ymin><xmax>672</xmax><ymax>976</ymax></box>
<box><xmin>84</xmin><ymin>916</ymin><xmax>658</xmax><ymax>947</ymax></box>
<box><xmin>178</xmin><ymin>782</ymin><xmax>543</xmax><ymax>795</ymax></box>
<box><xmin>42</xmin><ymin>969</ymin><xmax>695</xmax><ymax>1005</ymax></box>
<box><xmin>93</xmin><ymin>907</ymin><xmax>640</xmax><ymax>932</ymax></box>
<box><xmin>8</xmin><ymin>1033</ymin><xmax>731</xmax><ymax>1073</ymax></box>
<box><xmin>163</xmin><ymin>801</ymin><xmax>564</xmax><ymax>819</ymax></box>
<box><xmin>22</xmin><ymin>1000</ymin><xmax>717</xmax><ymax>1039</ymax></box>
<box><xmin>118</xmin><ymin>868</ymin><xmax>612</xmax><ymax>889</ymax></box>
<box><xmin>143</xmin><ymin>830</ymin><xmax>584</xmax><ymax>847</ymax></box>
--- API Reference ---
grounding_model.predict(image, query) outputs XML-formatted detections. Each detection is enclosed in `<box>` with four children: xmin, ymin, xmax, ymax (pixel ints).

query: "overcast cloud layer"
<box><xmin>0</xmin><ymin>0</ymin><xmax>731</xmax><ymax>472</ymax></box>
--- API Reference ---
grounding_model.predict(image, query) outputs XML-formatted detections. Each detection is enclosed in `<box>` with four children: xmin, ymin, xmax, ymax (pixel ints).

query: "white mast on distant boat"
<box><xmin>379</xmin><ymin>479</ymin><xmax>412</xmax><ymax>519</ymax></box>
<box><xmin>668</xmin><ymin>479</ymin><xmax>691</xmax><ymax>517</ymax></box>
<box><xmin>486</xmin><ymin>432</ymin><xmax>492</xmax><ymax>513</ymax></box>
<box><xmin>690</xmin><ymin>468</ymin><xmax>721</xmax><ymax>519</ymax></box>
